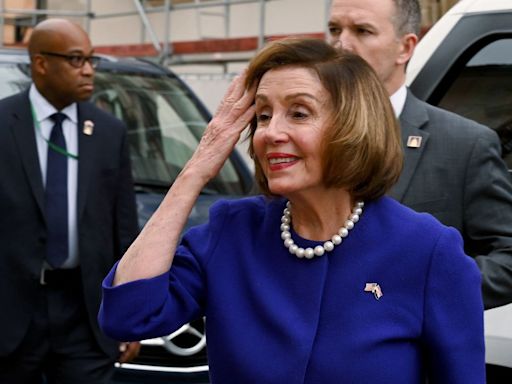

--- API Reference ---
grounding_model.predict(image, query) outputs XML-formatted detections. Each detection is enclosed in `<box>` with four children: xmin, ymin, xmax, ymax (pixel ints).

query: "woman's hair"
<box><xmin>245</xmin><ymin>37</ymin><xmax>403</xmax><ymax>201</ymax></box>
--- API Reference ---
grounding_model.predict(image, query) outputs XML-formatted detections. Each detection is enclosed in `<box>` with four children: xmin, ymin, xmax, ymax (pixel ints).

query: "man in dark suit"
<box><xmin>0</xmin><ymin>18</ymin><xmax>139</xmax><ymax>383</ymax></box>
<box><xmin>328</xmin><ymin>0</ymin><xmax>512</xmax><ymax>309</ymax></box>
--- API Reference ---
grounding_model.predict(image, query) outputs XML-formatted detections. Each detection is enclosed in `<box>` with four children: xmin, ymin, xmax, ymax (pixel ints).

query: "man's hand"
<box><xmin>118</xmin><ymin>341</ymin><xmax>141</xmax><ymax>364</ymax></box>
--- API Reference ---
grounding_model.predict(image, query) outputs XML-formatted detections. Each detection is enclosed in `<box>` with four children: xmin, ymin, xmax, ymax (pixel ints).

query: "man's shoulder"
<box><xmin>0</xmin><ymin>89</ymin><xmax>29</xmax><ymax>109</ymax></box>
<box><xmin>404</xmin><ymin>91</ymin><xmax>496</xmax><ymax>141</ymax></box>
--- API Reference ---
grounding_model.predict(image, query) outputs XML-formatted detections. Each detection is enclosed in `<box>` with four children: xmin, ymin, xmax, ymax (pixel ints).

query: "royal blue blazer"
<box><xmin>100</xmin><ymin>196</ymin><xmax>485</xmax><ymax>383</ymax></box>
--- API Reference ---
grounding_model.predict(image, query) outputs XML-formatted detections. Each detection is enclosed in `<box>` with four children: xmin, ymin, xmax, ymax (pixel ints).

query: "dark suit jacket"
<box><xmin>0</xmin><ymin>89</ymin><xmax>139</xmax><ymax>356</ymax></box>
<box><xmin>389</xmin><ymin>90</ymin><xmax>512</xmax><ymax>309</ymax></box>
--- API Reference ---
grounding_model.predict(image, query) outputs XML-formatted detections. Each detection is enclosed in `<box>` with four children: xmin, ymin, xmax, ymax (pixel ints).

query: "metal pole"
<box><xmin>258</xmin><ymin>0</ymin><xmax>265</xmax><ymax>49</ymax></box>
<box><xmin>94</xmin><ymin>0</ymin><xmax>265</xmax><ymax>19</ymax></box>
<box><xmin>31</xmin><ymin>0</ymin><xmax>37</xmax><ymax>29</ymax></box>
<box><xmin>324</xmin><ymin>0</ymin><xmax>331</xmax><ymax>37</ymax></box>
<box><xmin>0</xmin><ymin>0</ymin><xmax>4</xmax><ymax>48</ymax></box>
<box><xmin>132</xmin><ymin>0</ymin><xmax>161</xmax><ymax>54</ymax></box>
<box><xmin>160</xmin><ymin>0</ymin><xmax>172</xmax><ymax>64</ymax></box>
<box><xmin>224</xmin><ymin>0</ymin><xmax>229</xmax><ymax>38</ymax></box>
<box><xmin>2</xmin><ymin>8</ymin><xmax>90</xmax><ymax>17</ymax></box>
<box><xmin>85</xmin><ymin>0</ymin><xmax>92</xmax><ymax>35</ymax></box>
<box><xmin>194</xmin><ymin>0</ymin><xmax>202</xmax><ymax>40</ymax></box>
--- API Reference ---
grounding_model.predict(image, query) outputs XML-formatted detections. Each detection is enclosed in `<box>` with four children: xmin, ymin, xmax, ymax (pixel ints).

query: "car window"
<box><xmin>436</xmin><ymin>38</ymin><xmax>512</xmax><ymax>167</ymax></box>
<box><xmin>0</xmin><ymin>64</ymin><xmax>31</xmax><ymax>98</ymax></box>
<box><xmin>92</xmin><ymin>71</ymin><xmax>244</xmax><ymax>195</ymax></box>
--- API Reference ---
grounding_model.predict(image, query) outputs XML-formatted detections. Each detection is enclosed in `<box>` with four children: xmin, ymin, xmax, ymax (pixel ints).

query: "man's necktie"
<box><xmin>45</xmin><ymin>112</ymin><xmax>68</xmax><ymax>268</ymax></box>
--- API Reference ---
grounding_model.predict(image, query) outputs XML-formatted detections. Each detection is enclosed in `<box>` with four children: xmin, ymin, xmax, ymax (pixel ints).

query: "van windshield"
<box><xmin>93</xmin><ymin>70</ymin><xmax>245</xmax><ymax>195</ymax></box>
<box><xmin>0</xmin><ymin>61</ymin><xmax>247</xmax><ymax>196</ymax></box>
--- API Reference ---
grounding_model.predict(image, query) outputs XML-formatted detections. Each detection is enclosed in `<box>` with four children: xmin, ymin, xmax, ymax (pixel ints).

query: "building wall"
<box><xmin>5</xmin><ymin>0</ymin><xmax>460</xmax><ymax>51</ymax></box>
<box><xmin>2</xmin><ymin>0</ymin><xmax>37</xmax><ymax>45</ymax></box>
<box><xmin>86</xmin><ymin>0</ymin><xmax>328</xmax><ymax>46</ymax></box>
<box><xmin>421</xmin><ymin>0</ymin><xmax>459</xmax><ymax>26</ymax></box>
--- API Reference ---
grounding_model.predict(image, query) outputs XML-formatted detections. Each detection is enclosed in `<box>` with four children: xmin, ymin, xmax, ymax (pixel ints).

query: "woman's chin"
<box><xmin>267</xmin><ymin>182</ymin><xmax>296</xmax><ymax>197</ymax></box>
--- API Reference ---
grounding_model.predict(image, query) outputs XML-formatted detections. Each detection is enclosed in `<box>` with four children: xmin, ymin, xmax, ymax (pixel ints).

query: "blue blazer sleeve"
<box><xmin>422</xmin><ymin>227</ymin><xmax>485</xmax><ymax>383</ymax></box>
<box><xmin>99</xmin><ymin>200</ymin><xmax>229</xmax><ymax>342</ymax></box>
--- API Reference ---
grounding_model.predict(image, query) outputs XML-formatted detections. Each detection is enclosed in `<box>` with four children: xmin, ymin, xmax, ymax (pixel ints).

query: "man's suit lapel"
<box><xmin>389</xmin><ymin>90</ymin><xmax>430</xmax><ymax>202</ymax></box>
<box><xmin>77</xmin><ymin>102</ymin><xmax>95</xmax><ymax>221</ymax></box>
<box><xmin>11</xmin><ymin>91</ymin><xmax>46</xmax><ymax>215</ymax></box>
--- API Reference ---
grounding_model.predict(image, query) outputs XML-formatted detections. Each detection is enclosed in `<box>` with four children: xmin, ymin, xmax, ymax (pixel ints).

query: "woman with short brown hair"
<box><xmin>246</xmin><ymin>38</ymin><xmax>402</xmax><ymax>201</ymax></box>
<box><xmin>100</xmin><ymin>38</ymin><xmax>485</xmax><ymax>383</ymax></box>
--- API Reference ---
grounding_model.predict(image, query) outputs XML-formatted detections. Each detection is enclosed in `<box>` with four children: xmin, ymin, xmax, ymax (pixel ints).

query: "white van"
<box><xmin>406</xmin><ymin>0</ymin><xmax>512</xmax><ymax>380</ymax></box>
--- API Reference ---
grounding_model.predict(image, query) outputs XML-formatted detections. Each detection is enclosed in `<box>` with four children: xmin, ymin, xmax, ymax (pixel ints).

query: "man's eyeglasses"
<box><xmin>40</xmin><ymin>51</ymin><xmax>101</xmax><ymax>69</ymax></box>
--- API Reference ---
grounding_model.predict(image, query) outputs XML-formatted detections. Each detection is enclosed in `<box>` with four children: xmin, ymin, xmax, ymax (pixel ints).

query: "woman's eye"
<box><xmin>291</xmin><ymin>110</ymin><xmax>308</xmax><ymax>119</ymax></box>
<box><xmin>256</xmin><ymin>113</ymin><xmax>271</xmax><ymax>123</ymax></box>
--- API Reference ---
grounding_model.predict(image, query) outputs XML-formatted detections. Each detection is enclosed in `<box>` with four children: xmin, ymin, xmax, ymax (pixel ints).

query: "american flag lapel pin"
<box><xmin>364</xmin><ymin>283</ymin><xmax>383</xmax><ymax>300</ymax></box>
<box><xmin>83</xmin><ymin>120</ymin><xmax>94</xmax><ymax>136</ymax></box>
<box><xmin>407</xmin><ymin>135</ymin><xmax>422</xmax><ymax>148</ymax></box>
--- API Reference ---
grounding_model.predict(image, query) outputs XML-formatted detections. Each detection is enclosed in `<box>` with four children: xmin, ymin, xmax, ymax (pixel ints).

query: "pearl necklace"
<box><xmin>280</xmin><ymin>200</ymin><xmax>364</xmax><ymax>259</ymax></box>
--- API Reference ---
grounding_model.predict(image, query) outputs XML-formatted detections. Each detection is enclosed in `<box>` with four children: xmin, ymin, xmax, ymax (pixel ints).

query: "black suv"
<box><xmin>0</xmin><ymin>48</ymin><xmax>254</xmax><ymax>383</ymax></box>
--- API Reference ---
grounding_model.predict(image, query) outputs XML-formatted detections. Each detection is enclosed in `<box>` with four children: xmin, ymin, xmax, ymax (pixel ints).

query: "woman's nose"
<box><xmin>263</xmin><ymin>115</ymin><xmax>287</xmax><ymax>144</ymax></box>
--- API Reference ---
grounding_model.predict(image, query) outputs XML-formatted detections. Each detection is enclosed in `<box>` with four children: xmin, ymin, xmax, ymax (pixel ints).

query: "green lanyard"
<box><xmin>30</xmin><ymin>104</ymin><xmax>79</xmax><ymax>160</ymax></box>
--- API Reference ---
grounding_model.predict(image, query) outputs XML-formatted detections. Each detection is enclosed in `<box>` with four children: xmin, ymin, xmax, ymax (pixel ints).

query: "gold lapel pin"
<box><xmin>407</xmin><ymin>135</ymin><xmax>422</xmax><ymax>148</ymax></box>
<box><xmin>83</xmin><ymin>120</ymin><xmax>94</xmax><ymax>136</ymax></box>
<box><xmin>364</xmin><ymin>283</ymin><xmax>383</xmax><ymax>300</ymax></box>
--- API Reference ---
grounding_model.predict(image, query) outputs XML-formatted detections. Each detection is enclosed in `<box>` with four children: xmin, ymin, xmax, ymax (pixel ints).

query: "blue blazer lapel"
<box><xmin>389</xmin><ymin>90</ymin><xmax>430</xmax><ymax>202</ymax></box>
<box><xmin>77</xmin><ymin>102</ymin><xmax>95</xmax><ymax>221</ymax></box>
<box><xmin>11</xmin><ymin>91</ymin><xmax>46</xmax><ymax>216</ymax></box>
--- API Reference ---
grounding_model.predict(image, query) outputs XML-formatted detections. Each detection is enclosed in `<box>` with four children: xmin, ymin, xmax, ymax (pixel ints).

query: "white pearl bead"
<box><xmin>304</xmin><ymin>248</ymin><xmax>315</xmax><ymax>259</ymax></box>
<box><xmin>280</xmin><ymin>201</ymin><xmax>363</xmax><ymax>260</ymax></box>
<box><xmin>284</xmin><ymin>238</ymin><xmax>294</xmax><ymax>248</ymax></box>
<box><xmin>332</xmin><ymin>235</ymin><xmax>342</xmax><ymax>245</ymax></box>
<box><xmin>314</xmin><ymin>246</ymin><xmax>325</xmax><ymax>256</ymax></box>
<box><xmin>323</xmin><ymin>241</ymin><xmax>334</xmax><ymax>252</ymax></box>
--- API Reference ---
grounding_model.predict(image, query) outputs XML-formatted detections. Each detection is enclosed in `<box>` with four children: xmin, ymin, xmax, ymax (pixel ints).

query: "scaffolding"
<box><xmin>0</xmin><ymin>0</ymin><xmax>455</xmax><ymax>66</ymax></box>
<box><xmin>0</xmin><ymin>0</ymin><xmax>284</xmax><ymax>64</ymax></box>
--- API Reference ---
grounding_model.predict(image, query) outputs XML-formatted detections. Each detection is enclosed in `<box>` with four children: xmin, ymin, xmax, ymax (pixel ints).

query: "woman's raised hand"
<box><xmin>187</xmin><ymin>71</ymin><xmax>256</xmax><ymax>182</ymax></box>
<box><xmin>114</xmin><ymin>72</ymin><xmax>256</xmax><ymax>285</ymax></box>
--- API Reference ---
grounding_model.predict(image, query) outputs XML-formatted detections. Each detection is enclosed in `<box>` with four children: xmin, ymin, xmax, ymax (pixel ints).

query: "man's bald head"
<box><xmin>28</xmin><ymin>18</ymin><xmax>95</xmax><ymax>110</ymax></box>
<box><xmin>28</xmin><ymin>18</ymin><xmax>89</xmax><ymax>58</ymax></box>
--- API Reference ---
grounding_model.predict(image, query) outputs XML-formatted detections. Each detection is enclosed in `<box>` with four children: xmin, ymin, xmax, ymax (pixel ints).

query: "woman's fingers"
<box><xmin>216</xmin><ymin>70</ymin><xmax>254</xmax><ymax>123</ymax></box>
<box><xmin>188</xmin><ymin>71</ymin><xmax>256</xmax><ymax>179</ymax></box>
<box><xmin>209</xmin><ymin>71</ymin><xmax>256</xmax><ymax>137</ymax></box>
